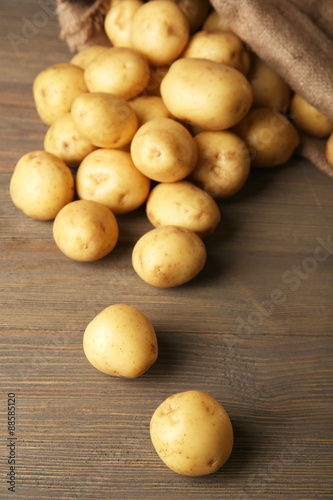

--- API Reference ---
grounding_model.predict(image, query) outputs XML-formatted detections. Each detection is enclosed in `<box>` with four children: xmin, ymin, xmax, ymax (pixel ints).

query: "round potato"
<box><xmin>130</xmin><ymin>117</ymin><xmax>197</xmax><ymax>182</ymax></box>
<box><xmin>84</xmin><ymin>47</ymin><xmax>150</xmax><ymax>100</ymax></box>
<box><xmin>182</xmin><ymin>30</ymin><xmax>250</xmax><ymax>75</ymax></box>
<box><xmin>203</xmin><ymin>10</ymin><xmax>232</xmax><ymax>32</ymax></box>
<box><xmin>104</xmin><ymin>0</ymin><xmax>143</xmax><ymax>47</ymax></box>
<box><xmin>144</xmin><ymin>65</ymin><xmax>170</xmax><ymax>97</ymax></box>
<box><xmin>247</xmin><ymin>54</ymin><xmax>291</xmax><ymax>112</ymax></box>
<box><xmin>33</xmin><ymin>63</ymin><xmax>88</xmax><ymax>125</ymax></box>
<box><xmin>130</xmin><ymin>1</ymin><xmax>190</xmax><ymax>66</ymax></box>
<box><xmin>290</xmin><ymin>93</ymin><xmax>333</xmax><ymax>138</ymax></box>
<box><xmin>10</xmin><ymin>151</ymin><xmax>74</xmax><ymax>220</ymax></box>
<box><xmin>76</xmin><ymin>149</ymin><xmax>151</xmax><ymax>214</ymax></box>
<box><xmin>190</xmin><ymin>131</ymin><xmax>250</xmax><ymax>199</ymax></box>
<box><xmin>53</xmin><ymin>200</ymin><xmax>119</xmax><ymax>261</ymax></box>
<box><xmin>161</xmin><ymin>58</ymin><xmax>253</xmax><ymax>130</ymax></box>
<box><xmin>44</xmin><ymin>113</ymin><xmax>97</xmax><ymax>168</ymax></box>
<box><xmin>233</xmin><ymin>108</ymin><xmax>300</xmax><ymax>168</ymax></box>
<box><xmin>132</xmin><ymin>225</ymin><xmax>206</xmax><ymax>287</ymax></box>
<box><xmin>83</xmin><ymin>304</ymin><xmax>158</xmax><ymax>378</ymax></box>
<box><xmin>152</xmin><ymin>0</ymin><xmax>211</xmax><ymax>33</ymax></box>
<box><xmin>71</xmin><ymin>92</ymin><xmax>138</xmax><ymax>148</ymax></box>
<box><xmin>150</xmin><ymin>390</ymin><xmax>233</xmax><ymax>476</ymax></box>
<box><xmin>70</xmin><ymin>45</ymin><xmax>109</xmax><ymax>69</ymax></box>
<box><xmin>129</xmin><ymin>96</ymin><xmax>173</xmax><ymax>127</ymax></box>
<box><xmin>146</xmin><ymin>181</ymin><xmax>221</xmax><ymax>238</ymax></box>
<box><xmin>326</xmin><ymin>132</ymin><xmax>333</xmax><ymax>166</ymax></box>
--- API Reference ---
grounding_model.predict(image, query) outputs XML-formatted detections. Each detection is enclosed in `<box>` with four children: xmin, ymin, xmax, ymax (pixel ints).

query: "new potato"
<box><xmin>129</xmin><ymin>95</ymin><xmax>173</xmax><ymax>127</ymax></box>
<box><xmin>70</xmin><ymin>45</ymin><xmax>109</xmax><ymax>69</ymax></box>
<box><xmin>290</xmin><ymin>93</ymin><xmax>333</xmax><ymax>138</ymax></box>
<box><xmin>104</xmin><ymin>0</ymin><xmax>143</xmax><ymax>47</ymax></box>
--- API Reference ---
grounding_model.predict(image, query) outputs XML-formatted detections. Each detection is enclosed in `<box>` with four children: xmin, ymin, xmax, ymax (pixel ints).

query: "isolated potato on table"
<box><xmin>150</xmin><ymin>390</ymin><xmax>233</xmax><ymax>476</ymax></box>
<box><xmin>83</xmin><ymin>304</ymin><xmax>158</xmax><ymax>378</ymax></box>
<box><xmin>70</xmin><ymin>45</ymin><xmax>109</xmax><ymax>69</ymax></box>
<box><xmin>129</xmin><ymin>96</ymin><xmax>173</xmax><ymax>127</ymax></box>
<box><xmin>132</xmin><ymin>225</ymin><xmax>206</xmax><ymax>288</ymax></box>
<box><xmin>161</xmin><ymin>58</ymin><xmax>253</xmax><ymax>130</ymax></box>
<box><xmin>10</xmin><ymin>151</ymin><xmax>74</xmax><ymax>220</ymax></box>
<box><xmin>290</xmin><ymin>93</ymin><xmax>333</xmax><ymax>138</ymax></box>
<box><xmin>33</xmin><ymin>63</ymin><xmax>88</xmax><ymax>125</ymax></box>
<box><xmin>104</xmin><ymin>0</ymin><xmax>143</xmax><ymax>47</ymax></box>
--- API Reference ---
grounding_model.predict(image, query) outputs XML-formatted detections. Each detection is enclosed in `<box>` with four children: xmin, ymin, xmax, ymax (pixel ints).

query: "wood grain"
<box><xmin>0</xmin><ymin>2</ymin><xmax>332</xmax><ymax>499</ymax></box>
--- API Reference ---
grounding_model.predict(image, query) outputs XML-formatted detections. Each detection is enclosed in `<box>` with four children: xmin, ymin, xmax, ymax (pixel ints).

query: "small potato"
<box><xmin>150</xmin><ymin>390</ymin><xmax>233</xmax><ymax>476</ymax></box>
<box><xmin>326</xmin><ymin>132</ymin><xmax>333</xmax><ymax>166</ymax></box>
<box><xmin>233</xmin><ymin>108</ymin><xmax>300</xmax><ymax>168</ymax></box>
<box><xmin>129</xmin><ymin>96</ymin><xmax>173</xmax><ymax>127</ymax></box>
<box><xmin>10</xmin><ymin>151</ymin><xmax>74</xmax><ymax>220</ymax></box>
<box><xmin>33</xmin><ymin>63</ymin><xmax>88</xmax><ymax>125</ymax></box>
<box><xmin>44</xmin><ymin>113</ymin><xmax>97</xmax><ymax>168</ymax></box>
<box><xmin>182</xmin><ymin>31</ymin><xmax>250</xmax><ymax>75</ymax></box>
<box><xmin>132</xmin><ymin>225</ymin><xmax>206</xmax><ymax>288</ymax></box>
<box><xmin>146</xmin><ymin>181</ymin><xmax>221</xmax><ymax>238</ymax></box>
<box><xmin>83</xmin><ymin>304</ymin><xmax>158</xmax><ymax>378</ymax></box>
<box><xmin>190</xmin><ymin>131</ymin><xmax>250</xmax><ymax>199</ymax></box>
<box><xmin>104</xmin><ymin>0</ymin><xmax>143</xmax><ymax>47</ymax></box>
<box><xmin>290</xmin><ymin>94</ymin><xmax>333</xmax><ymax>138</ymax></box>
<box><xmin>84</xmin><ymin>47</ymin><xmax>150</xmax><ymax>100</ymax></box>
<box><xmin>144</xmin><ymin>65</ymin><xmax>170</xmax><ymax>97</ymax></box>
<box><xmin>247</xmin><ymin>54</ymin><xmax>291</xmax><ymax>112</ymax></box>
<box><xmin>203</xmin><ymin>10</ymin><xmax>232</xmax><ymax>32</ymax></box>
<box><xmin>70</xmin><ymin>45</ymin><xmax>109</xmax><ymax>69</ymax></box>
<box><xmin>76</xmin><ymin>149</ymin><xmax>151</xmax><ymax>214</ymax></box>
<box><xmin>53</xmin><ymin>200</ymin><xmax>119</xmax><ymax>262</ymax></box>
<box><xmin>161</xmin><ymin>58</ymin><xmax>253</xmax><ymax>130</ymax></box>
<box><xmin>71</xmin><ymin>92</ymin><xmax>138</xmax><ymax>148</ymax></box>
<box><xmin>152</xmin><ymin>0</ymin><xmax>211</xmax><ymax>33</ymax></box>
<box><xmin>131</xmin><ymin>117</ymin><xmax>197</xmax><ymax>182</ymax></box>
<box><xmin>130</xmin><ymin>1</ymin><xmax>190</xmax><ymax>66</ymax></box>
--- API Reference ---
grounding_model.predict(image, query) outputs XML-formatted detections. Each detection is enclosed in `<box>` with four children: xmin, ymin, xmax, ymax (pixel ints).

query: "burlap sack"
<box><xmin>56</xmin><ymin>0</ymin><xmax>333</xmax><ymax>177</ymax></box>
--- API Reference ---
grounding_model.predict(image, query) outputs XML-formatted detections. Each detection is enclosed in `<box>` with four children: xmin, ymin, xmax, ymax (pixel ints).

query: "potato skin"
<box><xmin>290</xmin><ymin>93</ymin><xmax>333</xmax><ymax>138</ymax></box>
<box><xmin>70</xmin><ymin>45</ymin><xmax>109</xmax><ymax>69</ymax></box>
<box><xmin>83</xmin><ymin>304</ymin><xmax>158</xmax><ymax>378</ymax></box>
<box><xmin>150</xmin><ymin>390</ymin><xmax>233</xmax><ymax>476</ymax></box>
<box><xmin>132</xmin><ymin>225</ymin><xmax>206</xmax><ymax>288</ymax></box>
<box><xmin>104</xmin><ymin>0</ymin><xmax>143</xmax><ymax>47</ymax></box>
<box><xmin>128</xmin><ymin>96</ymin><xmax>173</xmax><ymax>128</ymax></box>
<box><xmin>326</xmin><ymin>132</ymin><xmax>333</xmax><ymax>166</ymax></box>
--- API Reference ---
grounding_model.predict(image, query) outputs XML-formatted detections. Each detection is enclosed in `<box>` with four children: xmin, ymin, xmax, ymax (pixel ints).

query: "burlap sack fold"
<box><xmin>56</xmin><ymin>0</ymin><xmax>333</xmax><ymax>178</ymax></box>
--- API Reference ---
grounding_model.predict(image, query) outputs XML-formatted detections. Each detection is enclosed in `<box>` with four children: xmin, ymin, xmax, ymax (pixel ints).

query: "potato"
<box><xmin>130</xmin><ymin>117</ymin><xmax>197</xmax><ymax>182</ymax></box>
<box><xmin>10</xmin><ymin>151</ymin><xmax>74</xmax><ymax>220</ymax></box>
<box><xmin>290</xmin><ymin>93</ymin><xmax>333</xmax><ymax>138</ymax></box>
<box><xmin>203</xmin><ymin>10</ymin><xmax>232</xmax><ymax>33</ymax></box>
<box><xmin>161</xmin><ymin>58</ymin><xmax>253</xmax><ymax>130</ymax></box>
<box><xmin>150</xmin><ymin>390</ymin><xmax>233</xmax><ymax>476</ymax></box>
<box><xmin>33</xmin><ymin>63</ymin><xmax>88</xmax><ymax>125</ymax></box>
<box><xmin>71</xmin><ymin>92</ymin><xmax>138</xmax><ymax>148</ymax></box>
<box><xmin>44</xmin><ymin>113</ymin><xmax>97</xmax><ymax>168</ymax></box>
<box><xmin>53</xmin><ymin>200</ymin><xmax>118</xmax><ymax>261</ymax></box>
<box><xmin>132</xmin><ymin>225</ymin><xmax>206</xmax><ymax>287</ymax></box>
<box><xmin>151</xmin><ymin>0</ymin><xmax>211</xmax><ymax>33</ymax></box>
<box><xmin>130</xmin><ymin>1</ymin><xmax>190</xmax><ymax>66</ymax></box>
<box><xmin>70</xmin><ymin>45</ymin><xmax>109</xmax><ymax>69</ymax></box>
<box><xmin>146</xmin><ymin>181</ymin><xmax>221</xmax><ymax>238</ymax></box>
<box><xmin>84</xmin><ymin>47</ymin><xmax>150</xmax><ymax>100</ymax></box>
<box><xmin>190</xmin><ymin>131</ymin><xmax>250</xmax><ymax>199</ymax></box>
<box><xmin>247</xmin><ymin>54</ymin><xmax>291</xmax><ymax>112</ymax></box>
<box><xmin>182</xmin><ymin>30</ymin><xmax>250</xmax><ymax>75</ymax></box>
<box><xmin>76</xmin><ymin>149</ymin><xmax>151</xmax><ymax>214</ymax></box>
<box><xmin>83</xmin><ymin>304</ymin><xmax>158</xmax><ymax>378</ymax></box>
<box><xmin>233</xmin><ymin>108</ymin><xmax>300</xmax><ymax>168</ymax></box>
<box><xmin>326</xmin><ymin>132</ymin><xmax>333</xmax><ymax>166</ymax></box>
<box><xmin>129</xmin><ymin>96</ymin><xmax>173</xmax><ymax>127</ymax></box>
<box><xmin>144</xmin><ymin>65</ymin><xmax>170</xmax><ymax>97</ymax></box>
<box><xmin>104</xmin><ymin>0</ymin><xmax>143</xmax><ymax>47</ymax></box>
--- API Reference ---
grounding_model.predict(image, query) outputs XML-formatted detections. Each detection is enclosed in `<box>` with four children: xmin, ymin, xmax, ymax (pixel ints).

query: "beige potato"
<box><xmin>190</xmin><ymin>131</ymin><xmax>250</xmax><ymax>199</ymax></box>
<box><xmin>203</xmin><ymin>10</ymin><xmax>232</xmax><ymax>32</ymax></box>
<box><xmin>161</xmin><ymin>58</ymin><xmax>253</xmax><ymax>130</ymax></box>
<box><xmin>326</xmin><ymin>132</ymin><xmax>333</xmax><ymax>166</ymax></box>
<box><xmin>129</xmin><ymin>95</ymin><xmax>173</xmax><ymax>127</ymax></box>
<box><xmin>144</xmin><ymin>65</ymin><xmax>170</xmax><ymax>97</ymax></box>
<box><xmin>247</xmin><ymin>54</ymin><xmax>291</xmax><ymax>112</ymax></box>
<box><xmin>84</xmin><ymin>47</ymin><xmax>150</xmax><ymax>100</ymax></box>
<box><xmin>71</xmin><ymin>92</ymin><xmax>138</xmax><ymax>148</ymax></box>
<box><xmin>53</xmin><ymin>200</ymin><xmax>119</xmax><ymax>261</ymax></box>
<box><xmin>182</xmin><ymin>30</ymin><xmax>250</xmax><ymax>75</ymax></box>
<box><xmin>290</xmin><ymin>93</ymin><xmax>333</xmax><ymax>138</ymax></box>
<box><xmin>44</xmin><ymin>113</ymin><xmax>97</xmax><ymax>168</ymax></box>
<box><xmin>70</xmin><ymin>45</ymin><xmax>109</xmax><ymax>69</ymax></box>
<box><xmin>76</xmin><ymin>149</ymin><xmax>151</xmax><ymax>214</ymax></box>
<box><xmin>83</xmin><ymin>304</ymin><xmax>158</xmax><ymax>377</ymax></box>
<box><xmin>10</xmin><ymin>151</ymin><xmax>74</xmax><ymax>220</ymax></box>
<box><xmin>132</xmin><ymin>225</ymin><xmax>206</xmax><ymax>287</ymax></box>
<box><xmin>151</xmin><ymin>0</ymin><xmax>211</xmax><ymax>33</ymax></box>
<box><xmin>131</xmin><ymin>117</ymin><xmax>197</xmax><ymax>182</ymax></box>
<box><xmin>130</xmin><ymin>1</ymin><xmax>190</xmax><ymax>66</ymax></box>
<box><xmin>150</xmin><ymin>390</ymin><xmax>233</xmax><ymax>476</ymax></box>
<box><xmin>146</xmin><ymin>181</ymin><xmax>221</xmax><ymax>238</ymax></box>
<box><xmin>104</xmin><ymin>0</ymin><xmax>143</xmax><ymax>47</ymax></box>
<box><xmin>33</xmin><ymin>63</ymin><xmax>88</xmax><ymax>125</ymax></box>
<box><xmin>233</xmin><ymin>108</ymin><xmax>300</xmax><ymax>168</ymax></box>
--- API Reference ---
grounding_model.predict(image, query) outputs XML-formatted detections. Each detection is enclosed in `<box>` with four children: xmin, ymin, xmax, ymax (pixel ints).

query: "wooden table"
<box><xmin>1</xmin><ymin>2</ymin><xmax>332</xmax><ymax>498</ymax></box>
